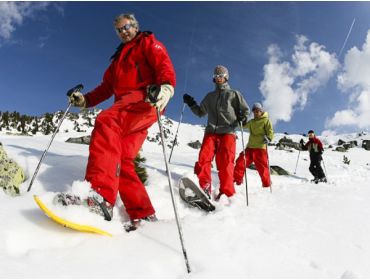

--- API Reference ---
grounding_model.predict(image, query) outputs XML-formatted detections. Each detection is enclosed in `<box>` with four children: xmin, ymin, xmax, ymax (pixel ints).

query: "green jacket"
<box><xmin>243</xmin><ymin>112</ymin><xmax>274</xmax><ymax>149</ymax></box>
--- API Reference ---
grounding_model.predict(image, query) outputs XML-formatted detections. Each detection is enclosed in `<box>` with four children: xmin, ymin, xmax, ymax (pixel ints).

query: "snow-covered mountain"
<box><xmin>0</xmin><ymin>111</ymin><xmax>370</xmax><ymax>278</ymax></box>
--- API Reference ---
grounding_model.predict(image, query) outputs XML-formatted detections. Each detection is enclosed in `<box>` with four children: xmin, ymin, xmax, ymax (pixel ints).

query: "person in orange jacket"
<box><xmin>54</xmin><ymin>13</ymin><xmax>176</xmax><ymax>230</ymax></box>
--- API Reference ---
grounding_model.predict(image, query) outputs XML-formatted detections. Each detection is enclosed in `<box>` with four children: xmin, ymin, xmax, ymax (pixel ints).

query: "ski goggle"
<box><xmin>213</xmin><ymin>73</ymin><xmax>227</xmax><ymax>79</ymax></box>
<box><xmin>116</xmin><ymin>24</ymin><xmax>133</xmax><ymax>34</ymax></box>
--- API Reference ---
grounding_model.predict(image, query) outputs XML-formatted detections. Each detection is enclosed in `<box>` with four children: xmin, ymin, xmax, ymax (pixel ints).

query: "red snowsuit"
<box><xmin>195</xmin><ymin>133</ymin><xmax>236</xmax><ymax>197</ymax></box>
<box><xmin>83</xmin><ymin>31</ymin><xmax>176</xmax><ymax>220</ymax></box>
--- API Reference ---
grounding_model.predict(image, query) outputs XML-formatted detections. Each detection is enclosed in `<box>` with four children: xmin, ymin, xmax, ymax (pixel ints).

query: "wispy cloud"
<box><xmin>325</xmin><ymin>30</ymin><xmax>370</xmax><ymax>131</ymax></box>
<box><xmin>0</xmin><ymin>2</ymin><xmax>60</xmax><ymax>45</ymax></box>
<box><xmin>259</xmin><ymin>35</ymin><xmax>339</xmax><ymax>125</ymax></box>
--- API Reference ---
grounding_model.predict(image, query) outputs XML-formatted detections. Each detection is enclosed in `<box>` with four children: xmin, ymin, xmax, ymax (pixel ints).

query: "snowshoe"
<box><xmin>179</xmin><ymin>177</ymin><xmax>215</xmax><ymax>212</ymax></box>
<box><xmin>318</xmin><ymin>177</ymin><xmax>327</xmax><ymax>183</ymax></box>
<box><xmin>53</xmin><ymin>190</ymin><xmax>113</xmax><ymax>221</ymax></box>
<box><xmin>124</xmin><ymin>214</ymin><xmax>158</xmax><ymax>232</ymax></box>
<box><xmin>310</xmin><ymin>178</ymin><xmax>319</xmax><ymax>184</ymax></box>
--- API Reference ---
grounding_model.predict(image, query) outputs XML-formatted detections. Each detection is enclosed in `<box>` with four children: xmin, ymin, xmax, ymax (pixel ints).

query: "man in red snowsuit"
<box><xmin>62</xmin><ymin>14</ymin><xmax>176</xmax><ymax>226</ymax></box>
<box><xmin>183</xmin><ymin>66</ymin><xmax>249</xmax><ymax>201</ymax></box>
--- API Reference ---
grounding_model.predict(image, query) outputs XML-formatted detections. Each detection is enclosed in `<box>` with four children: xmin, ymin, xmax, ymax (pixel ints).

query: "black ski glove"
<box><xmin>183</xmin><ymin>94</ymin><xmax>196</xmax><ymax>107</ymax></box>
<box><xmin>237</xmin><ymin>115</ymin><xmax>248</xmax><ymax>126</ymax></box>
<box><xmin>263</xmin><ymin>135</ymin><xmax>270</xmax><ymax>144</ymax></box>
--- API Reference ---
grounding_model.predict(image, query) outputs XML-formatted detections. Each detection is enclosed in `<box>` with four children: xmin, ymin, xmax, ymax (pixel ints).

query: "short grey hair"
<box><xmin>114</xmin><ymin>13</ymin><xmax>139</xmax><ymax>30</ymax></box>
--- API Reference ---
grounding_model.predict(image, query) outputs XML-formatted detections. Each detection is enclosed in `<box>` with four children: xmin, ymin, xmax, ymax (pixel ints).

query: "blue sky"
<box><xmin>1</xmin><ymin>1</ymin><xmax>370</xmax><ymax>135</ymax></box>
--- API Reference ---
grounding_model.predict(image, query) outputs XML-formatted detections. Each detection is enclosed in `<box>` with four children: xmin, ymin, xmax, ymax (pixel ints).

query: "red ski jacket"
<box><xmin>303</xmin><ymin>136</ymin><xmax>324</xmax><ymax>161</ymax></box>
<box><xmin>84</xmin><ymin>31</ymin><xmax>176</xmax><ymax>108</ymax></box>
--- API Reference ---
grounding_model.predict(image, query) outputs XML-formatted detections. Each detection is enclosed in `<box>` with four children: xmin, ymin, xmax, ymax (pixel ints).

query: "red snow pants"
<box><xmin>194</xmin><ymin>133</ymin><xmax>236</xmax><ymax>197</ymax></box>
<box><xmin>234</xmin><ymin>148</ymin><xmax>271</xmax><ymax>188</ymax></box>
<box><xmin>85</xmin><ymin>99</ymin><xmax>158</xmax><ymax>220</ymax></box>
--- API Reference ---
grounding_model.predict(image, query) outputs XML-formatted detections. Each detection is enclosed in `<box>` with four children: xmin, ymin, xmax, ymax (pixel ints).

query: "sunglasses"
<box><xmin>116</xmin><ymin>23</ymin><xmax>133</xmax><ymax>34</ymax></box>
<box><xmin>213</xmin><ymin>73</ymin><xmax>227</xmax><ymax>79</ymax></box>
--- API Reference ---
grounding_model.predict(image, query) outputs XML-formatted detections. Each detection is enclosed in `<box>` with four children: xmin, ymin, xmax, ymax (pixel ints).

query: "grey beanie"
<box><xmin>252</xmin><ymin>102</ymin><xmax>263</xmax><ymax>111</ymax></box>
<box><xmin>213</xmin><ymin>65</ymin><xmax>229</xmax><ymax>81</ymax></box>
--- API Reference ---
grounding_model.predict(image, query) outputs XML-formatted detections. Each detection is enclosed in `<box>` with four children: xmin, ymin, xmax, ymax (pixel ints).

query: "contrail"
<box><xmin>338</xmin><ymin>18</ymin><xmax>356</xmax><ymax>58</ymax></box>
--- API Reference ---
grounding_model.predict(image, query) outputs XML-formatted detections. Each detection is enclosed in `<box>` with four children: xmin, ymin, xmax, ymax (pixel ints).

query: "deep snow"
<box><xmin>1</xmin><ymin>118</ymin><xmax>370</xmax><ymax>278</ymax></box>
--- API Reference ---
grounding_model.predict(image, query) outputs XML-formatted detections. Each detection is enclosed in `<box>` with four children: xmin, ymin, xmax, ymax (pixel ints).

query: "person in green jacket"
<box><xmin>234</xmin><ymin>102</ymin><xmax>274</xmax><ymax>188</ymax></box>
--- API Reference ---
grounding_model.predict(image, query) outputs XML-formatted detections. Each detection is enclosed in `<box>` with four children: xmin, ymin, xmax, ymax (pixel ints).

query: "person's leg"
<box><xmin>118</xmin><ymin>130</ymin><xmax>155</xmax><ymax>220</ymax></box>
<box><xmin>317</xmin><ymin>160</ymin><xmax>326</xmax><ymax>180</ymax></box>
<box><xmin>309</xmin><ymin>160</ymin><xmax>319</xmax><ymax>180</ymax></box>
<box><xmin>234</xmin><ymin>148</ymin><xmax>253</xmax><ymax>185</ymax></box>
<box><xmin>85</xmin><ymin>100</ymin><xmax>157</xmax><ymax>205</ymax></box>
<box><xmin>85</xmin><ymin>105</ymin><xmax>123</xmax><ymax>204</ymax></box>
<box><xmin>215</xmin><ymin>134</ymin><xmax>236</xmax><ymax>197</ymax></box>
<box><xmin>194</xmin><ymin>134</ymin><xmax>217</xmax><ymax>191</ymax></box>
<box><xmin>252</xmin><ymin>148</ymin><xmax>271</xmax><ymax>187</ymax></box>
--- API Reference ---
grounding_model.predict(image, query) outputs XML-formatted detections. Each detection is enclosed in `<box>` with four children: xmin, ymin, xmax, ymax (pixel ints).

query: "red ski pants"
<box><xmin>194</xmin><ymin>133</ymin><xmax>236</xmax><ymax>197</ymax></box>
<box><xmin>85</xmin><ymin>99</ymin><xmax>158</xmax><ymax>220</ymax></box>
<box><xmin>234</xmin><ymin>148</ymin><xmax>271</xmax><ymax>188</ymax></box>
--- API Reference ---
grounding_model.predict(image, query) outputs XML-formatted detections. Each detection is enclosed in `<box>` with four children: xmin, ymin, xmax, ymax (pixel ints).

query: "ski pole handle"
<box><xmin>147</xmin><ymin>84</ymin><xmax>161</xmax><ymax>103</ymax></box>
<box><xmin>66</xmin><ymin>84</ymin><xmax>84</xmax><ymax>97</ymax></box>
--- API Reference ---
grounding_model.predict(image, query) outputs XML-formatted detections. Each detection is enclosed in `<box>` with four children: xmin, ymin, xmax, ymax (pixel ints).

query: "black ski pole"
<box><xmin>239</xmin><ymin>122</ymin><xmax>249</xmax><ymax>206</ymax></box>
<box><xmin>294</xmin><ymin>150</ymin><xmax>301</xmax><ymax>175</ymax></box>
<box><xmin>147</xmin><ymin>85</ymin><xmax>191</xmax><ymax>274</ymax></box>
<box><xmin>169</xmin><ymin>102</ymin><xmax>186</xmax><ymax>163</ymax></box>
<box><xmin>27</xmin><ymin>84</ymin><xmax>84</xmax><ymax>192</ymax></box>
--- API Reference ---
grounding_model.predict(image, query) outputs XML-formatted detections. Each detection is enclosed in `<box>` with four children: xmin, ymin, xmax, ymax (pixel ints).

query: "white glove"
<box><xmin>148</xmin><ymin>84</ymin><xmax>174</xmax><ymax>111</ymax></box>
<box><xmin>68</xmin><ymin>91</ymin><xmax>86</xmax><ymax>108</ymax></box>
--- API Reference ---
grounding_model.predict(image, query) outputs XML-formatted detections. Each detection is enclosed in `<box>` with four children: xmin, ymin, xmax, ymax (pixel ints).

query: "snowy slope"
<box><xmin>0</xmin><ymin>117</ymin><xmax>370</xmax><ymax>278</ymax></box>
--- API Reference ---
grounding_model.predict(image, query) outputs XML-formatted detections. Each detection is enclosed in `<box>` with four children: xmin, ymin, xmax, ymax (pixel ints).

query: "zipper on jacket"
<box><xmin>135</xmin><ymin>63</ymin><xmax>143</xmax><ymax>83</ymax></box>
<box><xmin>214</xmin><ymin>90</ymin><xmax>221</xmax><ymax>134</ymax></box>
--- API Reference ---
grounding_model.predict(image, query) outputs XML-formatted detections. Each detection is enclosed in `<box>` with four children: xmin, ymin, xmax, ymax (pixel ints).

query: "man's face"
<box><xmin>115</xmin><ymin>18</ymin><xmax>138</xmax><ymax>43</ymax></box>
<box><xmin>213</xmin><ymin>73</ymin><xmax>227</xmax><ymax>85</ymax></box>
<box><xmin>308</xmin><ymin>133</ymin><xmax>314</xmax><ymax>139</ymax></box>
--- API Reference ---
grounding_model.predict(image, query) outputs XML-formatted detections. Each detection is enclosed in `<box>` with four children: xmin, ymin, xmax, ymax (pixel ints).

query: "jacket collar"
<box><xmin>215</xmin><ymin>82</ymin><xmax>231</xmax><ymax>91</ymax></box>
<box><xmin>110</xmin><ymin>31</ymin><xmax>152</xmax><ymax>61</ymax></box>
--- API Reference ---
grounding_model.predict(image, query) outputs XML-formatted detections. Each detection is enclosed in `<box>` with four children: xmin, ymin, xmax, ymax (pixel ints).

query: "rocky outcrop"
<box><xmin>0</xmin><ymin>143</ymin><xmax>25</xmax><ymax>196</ymax></box>
<box><xmin>187</xmin><ymin>140</ymin><xmax>202</xmax><ymax>149</ymax></box>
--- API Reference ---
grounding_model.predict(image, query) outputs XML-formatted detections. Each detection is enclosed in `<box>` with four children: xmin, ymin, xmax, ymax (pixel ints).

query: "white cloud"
<box><xmin>259</xmin><ymin>35</ymin><xmax>339</xmax><ymax>125</ymax></box>
<box><xmin>0</xmin><ymin>2</ymin><xmax>51</xmax><ymax>43</ymax></box>
<box><xmin>326</xmin><ymin>30</ymin><xmax>370</xmax><ymax>130</ymax></box>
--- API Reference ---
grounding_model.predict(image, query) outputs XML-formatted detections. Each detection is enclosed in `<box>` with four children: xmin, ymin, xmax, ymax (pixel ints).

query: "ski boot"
<box><xmin>124</xmin><ymin>214</ymin><xmax>158</xmax><ymax>232</ymax></box>
<box><xmin>53</xmin><ymin>189</ymin><xmax>113</xmax><ymax>221</ymax></box>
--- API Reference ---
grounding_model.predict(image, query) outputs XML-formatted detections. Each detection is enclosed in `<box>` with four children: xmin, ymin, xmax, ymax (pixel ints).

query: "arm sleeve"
<box><xmin>84</xmin><ymin>64</ymin><xmax>114</xmax><ymax>108</ymax></box>
<box><xmin>145</xmin><ymin>37</ymin><xmax>176</xmax><ymax>87</ymax></box>
<box><xmin>190</xmin><ymin>97</ymin><xmax>208</xmax><ymax>117</ymax></box>
<box><xmin>235</xmin><ymin>90</ymin><xmax>250</xmax><ymax>117</ymax></box>
<box><xmin>265</xmin><ymin>119</ymin><xmax>274</xmax><ymax>142</ymax></box>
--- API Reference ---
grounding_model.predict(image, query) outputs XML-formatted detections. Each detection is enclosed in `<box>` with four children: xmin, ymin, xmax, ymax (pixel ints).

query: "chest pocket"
<box><xmin>117</xmin><ymin>47</ymin><xmax>143</xmax><ymax>89</ymax></box>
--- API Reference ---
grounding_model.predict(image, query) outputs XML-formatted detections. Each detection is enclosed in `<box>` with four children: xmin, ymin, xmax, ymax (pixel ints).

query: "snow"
<box><xmin>1</xmin><ymin>118</ymin><xmax>370</xmax><ymax>278</ymax></box>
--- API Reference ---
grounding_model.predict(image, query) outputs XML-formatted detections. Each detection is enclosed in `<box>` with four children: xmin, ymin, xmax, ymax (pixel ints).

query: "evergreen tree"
<box><xmin>134</xmin><ymin>153</ymin><xmax>148</xmax><ymax>184</ymax></box>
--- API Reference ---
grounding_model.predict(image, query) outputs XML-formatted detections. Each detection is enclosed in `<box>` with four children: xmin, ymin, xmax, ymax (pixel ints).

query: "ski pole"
<box><xmin>322</xmin><ymin>156</ymin><xmax>328</xmax><ymax>181</ymax></box>
<box><xmin>294</xmin><ymin>149</ymin><xmax>301</xmax><ymax>175</ymax></box>
<box><xmin>264</xmin><ymin>138</ymin><xmax>272</xmax><ymax>193</ymax></box>
<box><xmin>239</xmin><ymin>122</ymin><xmax>249</xmax><ymax>206</ymax></box>
<box><xmin>169</xmin><ymin>102</ymin><xmax>186</xmax><ymax>163</ymax></box>
<box><xmin>148</xmin><ymin>85</ymin><xmax>191</xmax><ymax>274</ymax></box>
<box><xmin>27</xmin><ymin>84</ymin><xmax>84</xmax><ymax>192</ymax></box>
